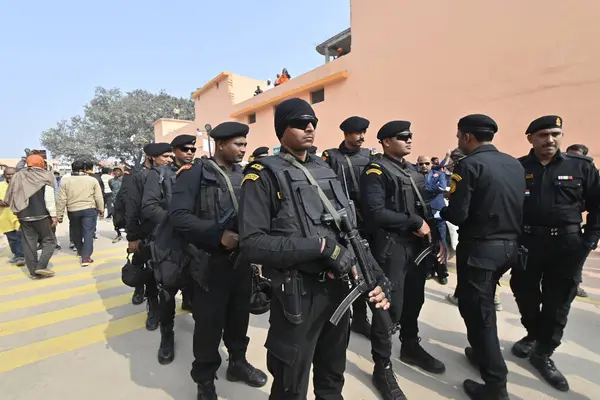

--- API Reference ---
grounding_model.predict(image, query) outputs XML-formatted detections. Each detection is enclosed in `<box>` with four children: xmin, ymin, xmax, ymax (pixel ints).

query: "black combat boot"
<box><xmin>511</xmin><ymin>336</ymin><xmax>535</xmax><ymax>358</ymax></box>
<box><xmin>400</xmin><ymin>337</ymin><xmax>446</xmax><ymax>374</ymax></box>
<box><xmin>197</xmin><ymin>379</ymin><xmax>217</xmax><ymax>400</ymax></box>
<box><xmin>463</xmin><ymin>379</ymin><xmax>510</xmax><ymax>400</ymax></box>
<box><xmin>226</xmin><ymin>358</ymin><xmax>268</xmax><ymax>387</ymax></box>
<box><xmin>132</xmin><ymin>285</ymin><xmax>145</xmax><ymax>305</ymax></box>
<box><xmin>157</xmin><ymin>323</ymin><xmax>175</xmax><ymax>364</ymax></box>
<box><xmin>529</xmin><ymin>348</ymin><xmax>569</xmax><ymax>392</ymax></box>
<box><xmin>145</xmin><ymin>296</ymin><xmax>159</xmax><ymax>331</ymax></box>
<box><xmin>372</xmin><ymin>361</ymin><xmax>407</xmax><ymax>400</ymax></box>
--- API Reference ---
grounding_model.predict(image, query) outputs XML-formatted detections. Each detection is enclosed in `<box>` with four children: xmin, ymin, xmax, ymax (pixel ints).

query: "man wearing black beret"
<box><xmin>168</xmin><ymin>121</ymin><xmax>268</xmax><ymax>398</ymax></box>
<box><xmin>140</xmin><ymin>134</ymin><xmax>197</xmax><ymax>364</ymax></box>
<box><xmin>239</xmin><ymin>98</ymin><xmax>390</xmax><ymax>399</ymax></box>
<box><xmin>248</xmin><ymin>146</ymin><xmax>269</xmax><ymax>162</ymax></box>
<box><xmin>510</xmin><ymin>115</ymin><xmax>600</xmax><ymax>393</ymax></box>
<box><xmin>322</xmin><ymin>115</ymin><xmax>374</xmax><ymax>338</ymax></box>
<box><xmin>125</xmin><ymin>142</ymin><xmax>173</xmax><ymax>328</ymax></box>
<box><xmin>440</xmin><ymin>114</ymin><xmax>525</xmax><ymax>399</ymax></box>
<box><xmin>360</xmin><ymin>120</ymin><xmax>446</xmax><ymax>398</ymax></box>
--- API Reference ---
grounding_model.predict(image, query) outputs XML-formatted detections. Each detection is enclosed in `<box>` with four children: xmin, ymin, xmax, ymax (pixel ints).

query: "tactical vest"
<box><xmin>372</xmin><ymin>157</ymin><xmax>425</xmax><ymax>215</ymax></box>
<box><xmin>158</xmin><ymin>163</ymin><xmax>179</xmax><ymax>208</ymax></box>
<box><xmin>16</xmin><ymin>187</ymin><xmax>49</xmax><ymax>220</ymax></box>
<box><xmin>257</xmin><ymin>153</ymin><xmax>352</xmax><ymax>241</ymax></box>
<box><xmin>194</xmin><ymin>159</ymin><xmax>242</xmax><ymax>222</ymax></box>
<box><xmin>325</xmin><ymin>148</ymin><xmax>371</xmax><ymax>201</ymax></box>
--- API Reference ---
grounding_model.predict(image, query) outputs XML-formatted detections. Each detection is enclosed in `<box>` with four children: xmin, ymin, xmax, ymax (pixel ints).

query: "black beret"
<box><xmin>251</xmin><ymin>146</ymin><xmax>269</xmax><ymax>157</ymax></box>
<box><xmin>340</xmin><ymin>116</ymin><xmax>370</xmax><ymax>133</ymax></box>
<box><xmin>308</xmin><ymin>146</ymin><xmax>318</xmax><ymax>154</ymax></box>
<box><xmin>377</xmin><ymin>121</ymin><xmax>411</xmax><ymax>140</ymax></box>
<box><xmin>210</xmin><ymin>121</ymin><xmax>249</xmax><ymax>141</ymax></box>
<box><xmin>274</xmin><ymin>98</ymin><xmax>316</xmax><ymax>138</ymax></box>
<box><xmin>143</xmin><ymin>142</ymin><xmax>172</xmax><ymax>156</ymax></box>
<box><xmin>457</xmin><ymin>114</ymin><xmax>498</xmax><ymax>135</ymax></box>
<box><xmin>170</xmin><ymin>134</ymin><xmax>196</xmax><ymax>148</ymax></box>
<box><xmin>526</xmin><ymin>115</ymin><xmax>563</xmax><ymax>135</ymax></box>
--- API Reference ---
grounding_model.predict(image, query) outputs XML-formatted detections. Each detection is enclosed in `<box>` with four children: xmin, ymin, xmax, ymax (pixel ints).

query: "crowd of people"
<box><xmin>1</xmin><ymin>99</ymin><xmax>597</xmax><ymax>400</ymax></box>
<box><xmin>254</xmin><ymin>68</ymin><xmax>292</xmax><ymax>96</ymax></box>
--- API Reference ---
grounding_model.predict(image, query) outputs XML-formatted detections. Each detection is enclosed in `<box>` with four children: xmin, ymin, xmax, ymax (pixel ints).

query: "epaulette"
<box><xmin>176</xmin><ymin>163</ymin><xmax>193</xmax><ymax>175</ymax></box>
<box><xmin>564</xmin><ymin>152</ymin><xmax>594</xmax><ymax>163</ymax></box>
<box><xmin>321</xmin><ymin>150</ymin><xmax>329</xmax><ymax>161</ymax></box>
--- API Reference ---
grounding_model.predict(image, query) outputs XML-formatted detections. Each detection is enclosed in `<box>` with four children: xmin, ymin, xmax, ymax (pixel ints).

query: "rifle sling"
<box><xmin>343</xmin><ymin>154</ymin><xmax>360</xmax><ymax>195</ymax></box>
<box><xmin>206</xmin><ymin>159</ymin><xmax>239</xmax><ymax>213</ymax></box>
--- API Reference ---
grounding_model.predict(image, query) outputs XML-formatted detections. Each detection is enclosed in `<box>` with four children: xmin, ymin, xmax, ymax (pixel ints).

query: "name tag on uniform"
<box><xmin>557</xmin><ymin>176</ymin><xmax>574</xmax><ymax>180</ymax></box>
<box><xmin>525</xmin><ymin>189</ymin><xmax>530</xmax><ymax>196</ymax></box>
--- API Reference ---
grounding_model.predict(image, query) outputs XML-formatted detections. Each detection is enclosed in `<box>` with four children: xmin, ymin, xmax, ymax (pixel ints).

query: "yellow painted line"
<box><xmin>0</xmin><ymin>256</ymin><xmax>123</xmax><ymax>284</ymax></box>
<box><xmin>0</xmin><ymin>308</ymin><xmax>184</xmax><ymax>373</ymax></box>
<box><xmin>0</xmin><ymin>265</ymin><xmax>123</xmax><ymax>296</ymax></box>
<box><xmin>0</xmin><ymin>293</ymin><xmax>132</xmax><ymax>336</ymax></box>
<box><xmin>0</xmin><ymin>246</ymin><xmax>125</xmax><ymax>271</ymax></box>
<box><xmin>0</xmin><ymin>278</ymin><xmax>124</xmax><ymax>312</ymax></box>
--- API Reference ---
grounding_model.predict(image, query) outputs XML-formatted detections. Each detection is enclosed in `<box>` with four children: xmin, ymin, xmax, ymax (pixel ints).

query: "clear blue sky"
<box><xmin>0</xmin><ymin>0</ymin><xmax>350</xmax><ymax>158</ymax></box>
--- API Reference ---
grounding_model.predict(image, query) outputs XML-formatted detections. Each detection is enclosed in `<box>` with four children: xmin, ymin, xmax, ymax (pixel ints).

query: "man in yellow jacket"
<box><xmin>0</xmin><ymin>167</ymin><xmax>25</xmax><ymax>266</ymax></box>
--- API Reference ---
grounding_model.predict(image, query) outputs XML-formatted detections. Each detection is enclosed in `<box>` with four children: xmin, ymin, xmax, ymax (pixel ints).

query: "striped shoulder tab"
<box><xmin>365</xmin><ymin>166</ymin><xmax>383</xmax><ymax>175</ymax></box>
<box><xmin>176</xmin><ymin>164</ymin><xmax>193</xmax><ymax>175</ymax></box>
<box><xmin>450</xmin><ymin>173</ymin><xmax>462</xmax><ymax>182</ymax></box>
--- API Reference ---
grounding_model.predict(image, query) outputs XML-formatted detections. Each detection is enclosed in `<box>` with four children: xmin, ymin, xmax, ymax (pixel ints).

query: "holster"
<box><xmin>267</xmin><ymin>269</ymin><xmax>305</xmax><ymax>325</ymax></box>
<box><xmin>371</xmin><ymin>229</ymin><xmax>395</xmax><ymax>267</ymax></box>
<box><xmin>517</xmin><ymin>245</ymin><xmax>529</xmax><ymax>271</ymax></box>
<box><xmin>186</xmin><ymin>243</ymin><xmax>212</xmax><ymax>290</ymax></box>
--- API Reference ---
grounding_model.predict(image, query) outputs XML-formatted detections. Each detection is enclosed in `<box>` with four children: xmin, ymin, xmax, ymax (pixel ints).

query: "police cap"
<box><xmin>457</xmin><ymin>114</ymin><xmax>498</xmax><ymax>136</ymax></box>
<box><xmin>251</xmin><ymin>146</ymin><xmax>269</xmax><ymax>158</ymax></box>
<box><xmin>377</xmin><ymin>121</ymin><xmax>411</xmax><ymax>140</ymax></box>
<box><xmin>170</xmin><ymin>134</ymin><xmax>196</xmax><ymax>148</ymax></box>
<box><xmin>143</xmin><ymin>142</ymin><xmax>172</xmax><ymax>156</ymax></box>
<box><xmin>526</xmin><ymin>115</ymin><xmax>563</xmax><ymax>134</ymax></box>
<box><xmin>340</xmin><ymin>116</ymin><xmax>370</xmax><ymax>133</ymax></box>
<box><xmin>209</xmin><ymin>122</ymin><xmax>249</xmax><ymax>141</ymax></box>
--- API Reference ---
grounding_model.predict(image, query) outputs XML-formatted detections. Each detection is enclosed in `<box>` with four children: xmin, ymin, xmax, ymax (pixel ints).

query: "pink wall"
<box><xmin>158</xmin><ymin>0</ymin><xmax>600</xmax><ymax>161</ymax></box>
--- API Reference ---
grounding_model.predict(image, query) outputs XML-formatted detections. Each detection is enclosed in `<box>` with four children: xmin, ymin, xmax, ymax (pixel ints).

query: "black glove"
<box><xmin>321</xmin><ymin>236</ymin><xmax>354</xmax><ymax>278</ymax></box>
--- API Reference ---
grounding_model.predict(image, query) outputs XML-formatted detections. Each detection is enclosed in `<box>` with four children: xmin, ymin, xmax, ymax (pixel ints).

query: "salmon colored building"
<box><xmin>155</xmin><ymin>0</ymin><xmax>600</xmax><ymax>161</ymax></box>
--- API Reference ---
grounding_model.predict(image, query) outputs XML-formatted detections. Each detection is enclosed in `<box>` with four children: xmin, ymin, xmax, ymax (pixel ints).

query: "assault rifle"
<box><xmin>323</xmin><ymin>209</ymin><xmax>398</xmax><ymax>335</ymax></box>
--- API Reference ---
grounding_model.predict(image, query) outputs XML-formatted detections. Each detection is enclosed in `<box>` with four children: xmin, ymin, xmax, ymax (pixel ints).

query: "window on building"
<box><xmin>248</xmin><ymin>113</ymin><xmax>256</xmax><ymax>124</ymax></box>
<box><xmin>311</xmin><ymin>88</ymin><xmax>325</xmax><ymax>104</ymax></box>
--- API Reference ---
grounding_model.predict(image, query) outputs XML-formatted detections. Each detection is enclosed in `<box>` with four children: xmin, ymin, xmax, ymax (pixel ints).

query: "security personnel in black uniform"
<box><xmin>360</xmin><ymin>120</ymin><xmax>446</xmax><ymax>399</ymax></box>
<box><xmin>510</xmin><ymin>115</ymin><xmax>600</xmax><ymax>392</ymax></box>
<box><xmin>125</xmin><ymin>142</ymin><xmax>172</xmax><ymax>329</ymax></box>
<box><xmin>239</xmin><ymin>98</ymin><xmax>390</xmax><ymax>400</ymax></box>
<box><xmin>169</xmin><ymin>122</ymin><xmax>267</xmax><ymax>400</ymax></box>
<box><xmin>440</xmin><ymin>115</ymin><xmax>524</xmax><ymax>400</ymax></box>
<box><xmin>322</xmin><ymin>116</ymin><xmax>374</xmax><ymax>337</ymax></box>
<box><xmin>141</xmin><ymin>134</ymin><xmax>196</xmax><ymax>365</ymax></box>
<box><xmin>249</xmin><ymin>146</ymin><xmax>270</xmax><ymax>162</ymax></box>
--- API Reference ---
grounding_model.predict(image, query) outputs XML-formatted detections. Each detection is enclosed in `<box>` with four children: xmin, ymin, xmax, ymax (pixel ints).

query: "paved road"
<box><xmin>1</xmin><ymin>220</ymin><xmax>599</xmax><ymax>399</ymax></box>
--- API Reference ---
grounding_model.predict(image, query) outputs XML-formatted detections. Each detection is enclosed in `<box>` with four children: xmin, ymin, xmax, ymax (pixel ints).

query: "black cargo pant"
<box><xmin>190</xmin><ymin>253</ymin><xmax>252</xmax><ymax>383</ymax></box>
<box><xmin>132</xmin><ymin>243</ymin><xmax>158</xmax><ymax>299</ymax></box>
<box><xmin>456</xmin><ymin>240</ymin><xmax>516</xmax><ymax>389</ymax></box>
<box><xmin>370</xmin><ymin>236</ymin><xmax>425</xmax><ymax>363</ymax></box>
<box><xmin>159</xmin><ymin>284</ymin><xmax>193</xmax><ymax>326</ymax></box>
<box><xmin>266</xmin><ymin>272</ymin><xmax>350</xmax><ymax>400</ymax></box>
<box><xmin>510</xmin><ymin>232</ymin><xmax>588</xmax><ymax>354</ymax></box>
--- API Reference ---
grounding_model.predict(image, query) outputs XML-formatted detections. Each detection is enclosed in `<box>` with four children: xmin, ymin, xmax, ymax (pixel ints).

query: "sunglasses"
<box><xmin>395</xmin><ymin>132</ymin><xmax>412</xmax><ymax>142</ymax></box>
<box><xmin>418</xmin><ymin>162</ymin><xmax>430</xmax><ymax>166</ymax></box>
<box><xmin>288</xmin><ymin>117</ymin><xmax>318</xmax><ymax>131</ymax></box>
<box><xmin>177</xmin><ymin>146</ymin><xmax>197</xmax><ymax>153</ymax></box>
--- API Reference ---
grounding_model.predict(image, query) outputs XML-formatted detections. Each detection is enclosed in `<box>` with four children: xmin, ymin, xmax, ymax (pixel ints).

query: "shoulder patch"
<box><xmin>525</xmin><ymin>173</ymin><xmax>534</xmax><ymax>179</ymax></box>
<box><xmin>251</xmin><ymin>163</ymin><xmax>264</xmax><ymax>171</ymax></box>
<box><xmin>176</xmin><ymin>164</ymin><xmax>193</xmax><ymax>175</ymax></box>
<box><xmin>366</xmin><ymin>168</ymin><xmax>383</xmax><ymax>176</ymax></box>
<box><xmin>321</xmin><ymin>151</ymin><xmax>329</xmax><ymax>161</ymax></box>
<box><xmin>451</xmin><ymin>173</ymin><xmax>462</xmax><ymax>182</ymax></box>
<box><xmin>242</xmin><ymin>173</ymin><xmax>260</xmax><ymax>185</ymax></box>
<box><xmin>371</xmin><ymin>163</ymin><xmax>381</xmax><ymax>168</ymax></box>
<box><xmin>450</xmin><ymin>180</ymin><xmax>457</xmax><ymax>194</ymax></box>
